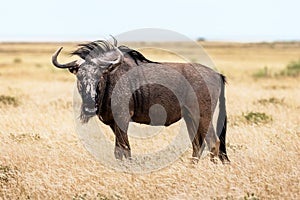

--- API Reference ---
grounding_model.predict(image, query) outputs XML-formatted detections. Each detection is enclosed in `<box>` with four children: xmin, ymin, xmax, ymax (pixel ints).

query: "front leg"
<box><xmin>110</xmin><ymin>122</ymin><xmax>131</xmax><ymax>160</ymax></box>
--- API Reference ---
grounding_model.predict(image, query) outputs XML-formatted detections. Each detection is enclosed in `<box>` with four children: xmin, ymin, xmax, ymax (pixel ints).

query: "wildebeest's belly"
<box><xmin>131</xmin><ymin>104</ymin><xmax>182</xmax><ymax>126</ymax></box>
<box><xmin>130</xmin><ymin>84</ymin><xmax>182</xmax><ymax>126</ymax></box>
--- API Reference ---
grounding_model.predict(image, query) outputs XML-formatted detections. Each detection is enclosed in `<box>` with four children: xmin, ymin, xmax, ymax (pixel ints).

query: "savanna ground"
<box><xmin>0</xmin><ymin>41</ymin><xmax>299</xmax><ymax>199</ymax></box>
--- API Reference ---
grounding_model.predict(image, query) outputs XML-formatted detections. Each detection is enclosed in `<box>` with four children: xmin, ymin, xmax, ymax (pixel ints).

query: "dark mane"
<box><xmin>72</xmin><ymin>39</ymin><xmax>158</xmax><ymax>65</ymax></box>
<box><xmin>72</xmin><ymin>40</ymin><xmax>115</xmax><ymax>60</ymax></box>
<box><xmin>118</xmin><ymin>45</ymin><xmax>158</xmax><ymax>65</ymax></box>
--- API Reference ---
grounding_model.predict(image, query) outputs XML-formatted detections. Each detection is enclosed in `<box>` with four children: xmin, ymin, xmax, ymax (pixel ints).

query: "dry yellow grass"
<box><xmin>0</xmin><ymin>41</ymin><xmax>299</xmax><ymax>199</ymax></box>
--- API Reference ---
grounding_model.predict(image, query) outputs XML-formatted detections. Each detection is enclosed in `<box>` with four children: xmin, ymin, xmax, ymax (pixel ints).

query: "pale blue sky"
<box><xmin>0</xmin><ymin>0</ymin><xmax>299</xmax><ymax>42</ymax></box>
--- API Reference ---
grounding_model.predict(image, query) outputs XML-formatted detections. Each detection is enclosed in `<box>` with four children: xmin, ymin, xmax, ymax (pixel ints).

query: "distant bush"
<box><xmin>257</xmin><ymin>97</ymin><xmax>284</xmax><ymax>105</ymax></box>
<box><xmin>243</xmin><ymin>112</ymin><xmax>272</xmax><ymax>124</ymax></box>
<box><xmin>253</xmin><ymin>66</ymin><xmax>270</xmax><ymax>78</ymax></box>
<box><xmin>0</xmin><ymin>95</ymin><xmax>19</xmax><ymax>106</ymax></box>
<box><xmin>35</xmin><ymin>63</ymin><xmax>43</xmax><ymax>68</ymax></box>
<box><xmin>13</xmin><ymin>57</ymin><xmax>22</xmax><ymax>64</ymax></box>
<box><xmin>197</xmin><ymin>37</ymin><xmax>206</xmax><ymax>42</ymax></box>
<box><xmin>279</xmin><ymin>59</ymin><xmax>300</xmax><ymax>77</ymax></box>
<box><xmin>254</xmin><ymin>60</ymin><xmax>300</xmax><ymax>78</ymax></box>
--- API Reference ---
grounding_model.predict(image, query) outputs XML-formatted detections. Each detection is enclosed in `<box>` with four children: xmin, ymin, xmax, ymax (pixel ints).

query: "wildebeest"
<box><xmin>52</xmin><ymin>39</ymin><xmax>229</xmax><ymax>163</ymax></box>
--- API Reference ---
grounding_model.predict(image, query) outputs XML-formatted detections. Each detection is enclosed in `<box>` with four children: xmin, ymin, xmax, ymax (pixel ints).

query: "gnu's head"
<box><xmin>52</xmin><ymin>39</ymin><xmax>123</xmax><ymax>123</ymax></box>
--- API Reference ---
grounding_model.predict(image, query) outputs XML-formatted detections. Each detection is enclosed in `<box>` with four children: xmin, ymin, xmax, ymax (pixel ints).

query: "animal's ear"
<box><xmin>68</xmin><ymin>66</ymin><xmax>79</xmax><ymax>74</ymax></box>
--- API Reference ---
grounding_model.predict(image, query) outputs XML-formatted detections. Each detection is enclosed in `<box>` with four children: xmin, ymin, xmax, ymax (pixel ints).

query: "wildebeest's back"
<box><xmin>128</xmin><ymin>62</ymin><xmax>221</xmax><ymax>127</ymax></box>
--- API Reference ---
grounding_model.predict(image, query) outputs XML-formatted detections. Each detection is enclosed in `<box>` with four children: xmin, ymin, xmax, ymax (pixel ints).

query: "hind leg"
<box><xmin>205</xmin><ymin>123</ymin><xmax>220</xmax><ymax>162</ymax></box>
<box><xmin>184</xmin><ymin>115</ymin><xmax>205</xmax><ymax>160</ymax></box>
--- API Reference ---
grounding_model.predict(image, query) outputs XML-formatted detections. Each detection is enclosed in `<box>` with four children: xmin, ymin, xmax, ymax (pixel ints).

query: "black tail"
<box><xmin>217</xmin><ymin>74</ymin><xmax>230</xmax><ymax>163</ymax></box>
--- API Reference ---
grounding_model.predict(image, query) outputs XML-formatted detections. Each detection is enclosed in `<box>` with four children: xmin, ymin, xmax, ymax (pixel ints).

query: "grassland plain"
<box><xmin>0</xmin><ymin>41</ymin><xmax>299</xmax><ymax>199</ymax></box>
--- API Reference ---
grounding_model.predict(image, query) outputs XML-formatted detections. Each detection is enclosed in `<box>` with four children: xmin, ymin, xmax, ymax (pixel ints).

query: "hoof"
<box><xmin>210</xmin><ymin>156</ymin><xmax>219</xmax><ymax>164</ymax></box>
<box><xmin>114</xmin><ymin>146</ymin><xmax>131</xmax><ymax>160</ymax></box>
<box><xmin>190</xmin><ymin>157</ymin><xmax>199</xmax><ymax>164</ymax></box>
<box><xmin>219</xmin><ymin>153</ymin><xmax>230</xmax><ymax>164</ymax></box>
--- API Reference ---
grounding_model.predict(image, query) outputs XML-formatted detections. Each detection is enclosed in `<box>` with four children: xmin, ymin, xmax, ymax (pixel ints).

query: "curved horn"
<box><xmin>109</xmin><ymin>35</ymin><xmax>118</xmax><ymax>47</ymax></box>
<box><xmin>52</xmin><ymin>47</ymin><xmax>79</xmax><ymax>68</ymax></box>
<box><xmin>97</xmin><ymin>47</ymin><xmax>123</xmax><ymax>67</ymax></box>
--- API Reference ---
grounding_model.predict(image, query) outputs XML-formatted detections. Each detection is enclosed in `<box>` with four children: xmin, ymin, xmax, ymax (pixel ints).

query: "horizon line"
<box><xmin>0</xmin><ymin>35</ymin><xmax>299</xmax><ymax>43</ymax></box>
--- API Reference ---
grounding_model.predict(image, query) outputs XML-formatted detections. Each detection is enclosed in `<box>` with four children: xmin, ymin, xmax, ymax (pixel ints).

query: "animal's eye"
<box><xmin>69</xmin><ymin>67</ymin><xmax>79</xmax><ymax>74</ymax></box>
